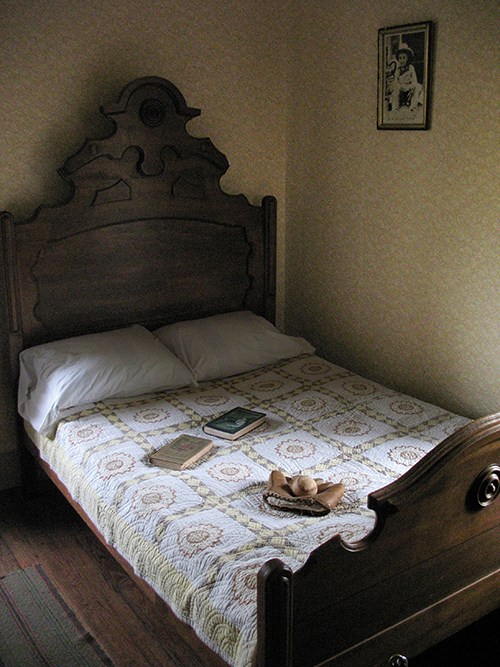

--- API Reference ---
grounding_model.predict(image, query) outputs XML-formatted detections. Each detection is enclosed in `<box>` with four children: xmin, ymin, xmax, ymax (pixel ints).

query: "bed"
<box><xmin>1</xmin><ymin>76</ymin><xmax>499</xmax><ymax>667</ymax></box>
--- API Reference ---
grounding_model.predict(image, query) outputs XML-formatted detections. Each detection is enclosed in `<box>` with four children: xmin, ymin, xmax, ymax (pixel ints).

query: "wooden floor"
<box><xmin>0</xmin><ymin>483</ymin><xmax>228</xmax><ymax>667</ymax></box>
<box><xmin>1</xmin><ymin>482</ymin><xmax>497</xmax><ymax>667</ymax></box>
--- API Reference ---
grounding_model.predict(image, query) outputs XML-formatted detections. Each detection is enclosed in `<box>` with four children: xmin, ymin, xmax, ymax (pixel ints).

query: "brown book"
<box><xmin>148</xmin><ymin>434</ymin><xmax>213</xmax><ymax>470</ymax></box>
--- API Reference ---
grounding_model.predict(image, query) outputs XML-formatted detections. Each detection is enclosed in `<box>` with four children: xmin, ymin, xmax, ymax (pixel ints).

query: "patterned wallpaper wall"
<box><xmin>285</xmin><ymin>0</ymin><xmax>499</xmax><ymax>420</ymax></box>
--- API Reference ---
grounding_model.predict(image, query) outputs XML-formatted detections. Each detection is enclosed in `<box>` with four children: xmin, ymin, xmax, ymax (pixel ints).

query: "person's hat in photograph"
<box><xmin>396</xmin><ymin>43</ymin><xmax>414</xmax><ymax>60</ymax></box>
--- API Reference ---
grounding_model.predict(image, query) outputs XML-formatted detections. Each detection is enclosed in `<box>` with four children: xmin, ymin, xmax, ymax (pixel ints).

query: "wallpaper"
<box><xmin>285</xmin><ymin>0</ymin><xmax>499</xmax><ymax>419</ymax></box>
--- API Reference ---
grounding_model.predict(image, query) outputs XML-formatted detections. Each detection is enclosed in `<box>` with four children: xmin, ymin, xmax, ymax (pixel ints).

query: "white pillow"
<box><xmin>154</xmin><ymin>311</ymin><xmax>315</xmax><ymax>382</ymax></box>
<box><xmin>18</xmin><ymin>325</ymin><xmax>194</xmax><ymax>436</ymax></box>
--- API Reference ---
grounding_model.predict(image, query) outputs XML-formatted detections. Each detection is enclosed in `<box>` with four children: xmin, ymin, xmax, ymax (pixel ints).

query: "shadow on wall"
<box><xmin>5</xmin><ymin>56</ymin><xmax>144</xmax><ymax>221</ymax></box>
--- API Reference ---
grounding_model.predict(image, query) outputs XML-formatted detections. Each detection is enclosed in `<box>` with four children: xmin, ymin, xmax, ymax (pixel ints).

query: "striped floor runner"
<box><xmin>0</xmin><ymin>565</ymin><xmax>113</xmax><ymax>666</ymax></box>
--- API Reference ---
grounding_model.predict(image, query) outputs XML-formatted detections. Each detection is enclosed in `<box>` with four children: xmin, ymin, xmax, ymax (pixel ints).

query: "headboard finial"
<box><xmin>62</xmin><ymin>76</ymin><xmax>228</xmax><ymax>179</ymax></box>
<box><xmin>103</xmin><ymin>76</ymin><xmax>201</xmax><ymax>120</ymax></box>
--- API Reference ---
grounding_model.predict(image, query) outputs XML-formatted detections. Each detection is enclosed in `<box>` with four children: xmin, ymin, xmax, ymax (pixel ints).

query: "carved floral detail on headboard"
<box><xmin>60</xmin><ymin>77</ymin><xmax>229</xmax><ymax>203</ymax></box>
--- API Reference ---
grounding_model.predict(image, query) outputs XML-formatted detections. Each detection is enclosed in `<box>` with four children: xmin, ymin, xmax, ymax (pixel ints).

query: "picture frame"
<box><xmin>377</xmin><ymin>21</ymin><xmax>433</xmax><ymax>130</ymax></box>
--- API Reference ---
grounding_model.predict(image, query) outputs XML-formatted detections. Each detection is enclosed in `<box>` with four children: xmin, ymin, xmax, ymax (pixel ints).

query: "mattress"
<box><xmin>27</xmin><ymin>355</ymin><xmax>469</xmax><ymax>666</ymax></box>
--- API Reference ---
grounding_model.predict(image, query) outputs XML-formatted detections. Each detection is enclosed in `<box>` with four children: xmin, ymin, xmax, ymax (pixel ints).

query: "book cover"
<box><xmin>203</xmin><ymin>407</ymin><xmax>266</xmax><ymax>440</ymax></box>
<box><xmin>148</xmin><ymin>434</ymin><xmax>213</xmax><ymax>470</ymax></box>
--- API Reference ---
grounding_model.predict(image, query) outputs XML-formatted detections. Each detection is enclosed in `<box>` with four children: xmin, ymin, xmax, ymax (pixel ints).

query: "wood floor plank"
<box><xmin>0</xmin><ymin>533</ymin><xmax>21</xmax><ymax>577</ymax></box>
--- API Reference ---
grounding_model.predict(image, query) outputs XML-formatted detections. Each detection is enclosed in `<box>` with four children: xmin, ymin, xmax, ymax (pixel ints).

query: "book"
<box><xmin>203</xmin><ymin>407</ymin><xmax>266</xmax><ymax>440</ymax></box>
<box><xmin>148</xmin><ymin>434</ymin><xmax>213</xmax><ymax>470</ymax></box>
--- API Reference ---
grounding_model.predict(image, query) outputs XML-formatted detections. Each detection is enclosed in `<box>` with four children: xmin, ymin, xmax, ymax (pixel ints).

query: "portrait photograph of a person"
<box><xmin>378</xmin><ymin>22</ymin><xmax>433</xmax><ymax>129</ymax></box>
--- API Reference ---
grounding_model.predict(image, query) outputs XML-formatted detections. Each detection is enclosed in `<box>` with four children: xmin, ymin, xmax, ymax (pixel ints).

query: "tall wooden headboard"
<box><xmin>1</xmin><ymin>76</ymin><xmax>276</xmax><ymax>379</ymax></box>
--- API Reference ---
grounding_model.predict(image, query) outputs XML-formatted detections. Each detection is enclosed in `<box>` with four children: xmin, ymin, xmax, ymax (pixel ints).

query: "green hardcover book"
<box><xmin>148</xmin><ymin>434</ymin><xmax>213</xmax><ymax>470</ymax></box>
<box><xmin>203</xmin><ymin>407</ymin><xmax>266</xmax><ymax>440</ymax></box>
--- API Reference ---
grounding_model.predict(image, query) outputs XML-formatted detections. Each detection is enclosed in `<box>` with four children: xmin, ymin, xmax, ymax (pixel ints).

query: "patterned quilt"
<box><xmin>31</xmin><ymin>355</ymin><xmax>469</xmax><ymax>666</ymax></box>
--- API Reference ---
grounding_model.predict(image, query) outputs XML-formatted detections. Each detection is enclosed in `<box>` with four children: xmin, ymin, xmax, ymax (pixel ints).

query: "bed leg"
<box><xmin>19</xmin><ymin>444</ymin><xmax>39</xmax><ymax>498</ymax></box>
<box><xmin>257</xmin><ymin>558</ymin><xmax>293</xmax><ymax>667</ymax></box>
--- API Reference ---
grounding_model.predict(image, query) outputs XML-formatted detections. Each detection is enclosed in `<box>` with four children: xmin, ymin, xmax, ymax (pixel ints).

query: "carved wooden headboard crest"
<box><xmin>62</xmin><ymin>77</ymin><xmax>229</xmax><ymax>203</ymax></box>
<box><xmin>1</xmin><ymin>76</ymin><xmax>276</xmax><ymax>375</ymax></box>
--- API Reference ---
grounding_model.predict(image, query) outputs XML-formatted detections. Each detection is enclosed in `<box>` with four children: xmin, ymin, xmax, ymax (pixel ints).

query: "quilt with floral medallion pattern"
<box><xmin>29</xmin><ymin>355</ymin><xmax>469</xmax><ymax>667</ymax></box>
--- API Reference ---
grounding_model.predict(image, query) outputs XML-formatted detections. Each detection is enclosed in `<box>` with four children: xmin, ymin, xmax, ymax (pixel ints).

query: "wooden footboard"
<box><xmin>257</xmin><ymin>413</ymin><xmax>500</xmax><ymax>667</ymax></box>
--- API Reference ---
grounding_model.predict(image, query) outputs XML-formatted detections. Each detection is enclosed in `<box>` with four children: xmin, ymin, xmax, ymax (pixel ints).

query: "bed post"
<box><xmin>0</xmin><ymin>211</ymin><xmax>23</xmax><ymax>378</ymax></box>
<box><xmin>262</xmin><ymin>195</ymin><xmax>277</xmax><ymax>324</ymax></box>
<box><xmin>257</xmin><ymin>558</ymin><xmax>293</xmax><ymax>667</ymax></box>
<box><xmin>0</xmin><ymin>211</ymin><xmax>36</xmax><ymax>493</ymax></box>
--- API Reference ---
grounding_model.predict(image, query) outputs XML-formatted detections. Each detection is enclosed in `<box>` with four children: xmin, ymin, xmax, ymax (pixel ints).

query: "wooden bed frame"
<box><xmin>1</xmin><ymin>77</ymin><xmax>499</xmax><ymax>667</ymax></box>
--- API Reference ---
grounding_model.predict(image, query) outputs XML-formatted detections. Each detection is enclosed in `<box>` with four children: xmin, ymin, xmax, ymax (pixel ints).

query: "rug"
<box><xmin>0</xmin><ymin>565</ymin><xmax>113</xmax><ymax>667</ymax></box>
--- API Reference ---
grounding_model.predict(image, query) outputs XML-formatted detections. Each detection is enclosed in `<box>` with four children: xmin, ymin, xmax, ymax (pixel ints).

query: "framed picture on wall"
<box><xmin>377</xmin><ymin>21</ymin><xmax>433</xmax><ymax>130</ymax></box>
